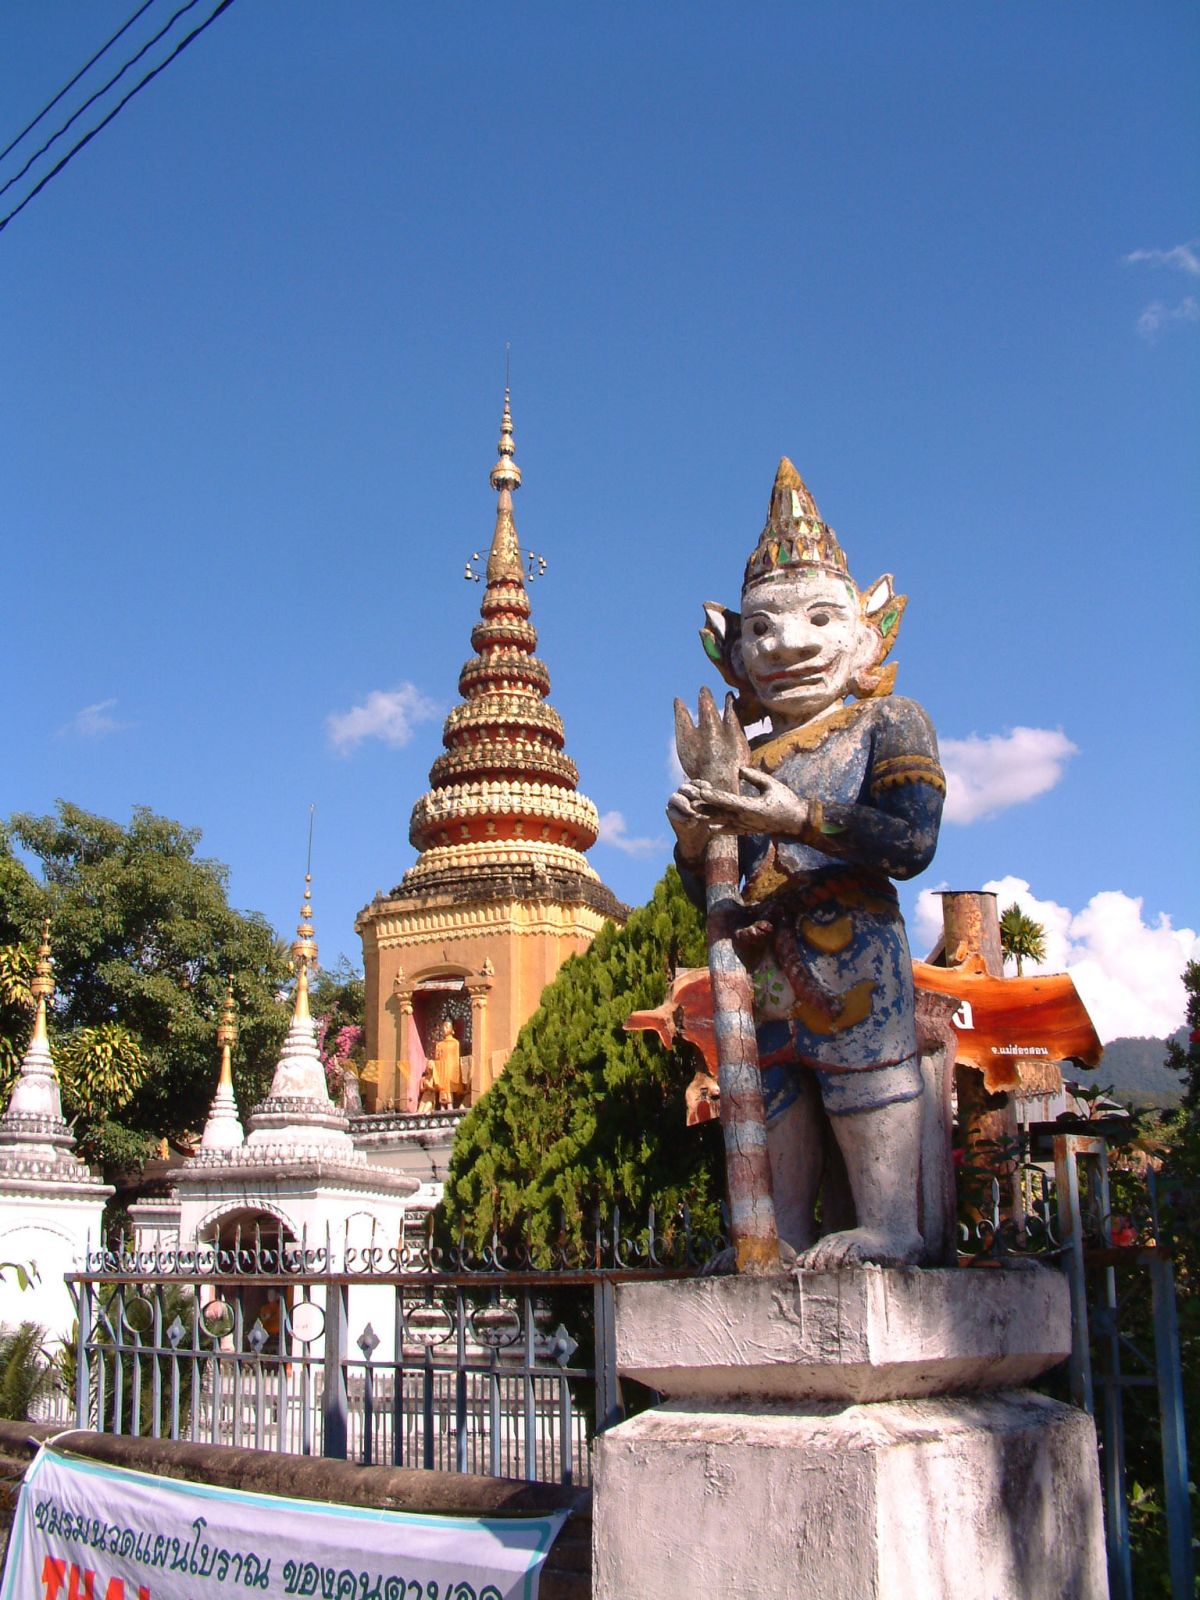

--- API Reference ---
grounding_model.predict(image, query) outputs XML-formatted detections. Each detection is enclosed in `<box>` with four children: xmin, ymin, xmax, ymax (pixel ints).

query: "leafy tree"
<box><xmin>0</xmin><ymin>804</ymin><xmax>292</xmax><ymax>1171</ymax></box>
<box><xmin>1105</xmin><ymin>966</ymin><xmax>1200</xmax><ymax>1594</ymax></box>
<box><xmin>442</xmin><ymin>867</ymin><xmax>723</xmax><ymax>1256</ymax></box>
<box><xmin>1165</xmin><ymin>959</ymin><xmax>1200</xmax><ymax>1113</ymax></box>
<box><xmin>999</xmin><ymin>902</ymin><xmax>1047</xmax><ymax>975</ymax></box>
<box><xmin>0</xmin><ymin>938</ymin><xmax>34</xmax><ymax>1082</ymax></box>
<box><xmin>311</xmin><ymin>957</ymin><xmax>367</xmax><ymax>1101</ymax></box>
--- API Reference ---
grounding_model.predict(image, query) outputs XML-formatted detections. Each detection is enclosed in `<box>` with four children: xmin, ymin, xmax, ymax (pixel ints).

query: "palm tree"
<box><xmin>0</xmin><ymin>1322</ymin><xmax>53</xmax><ymax>1420</ymax></box>
<box><xmin>999</xmin><ymin>903</ymin><xmax>1047</xmax><ymax>976</ymax></box>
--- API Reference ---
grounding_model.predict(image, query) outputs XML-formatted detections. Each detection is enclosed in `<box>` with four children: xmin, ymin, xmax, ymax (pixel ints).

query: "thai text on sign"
<box><xmin>1</xmin><ymin>1445</ymin><xmax>567</xmax><ymax>1600</ymax></box>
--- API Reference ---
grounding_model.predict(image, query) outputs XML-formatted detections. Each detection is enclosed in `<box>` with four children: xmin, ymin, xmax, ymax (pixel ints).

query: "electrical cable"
<box><xmin>0</xmin><ymin>0</ymin><xmax>208</xmax><ymax>202</ymax></box>
<box><xmin>0</xmin><ymin>0</ymin><xmax>160</xmax><ymax>166</ymax></box>
<box><xmin>0</xmin><ymin>0</ymin><xmax>237</xmax><ymax>237</ymax></box>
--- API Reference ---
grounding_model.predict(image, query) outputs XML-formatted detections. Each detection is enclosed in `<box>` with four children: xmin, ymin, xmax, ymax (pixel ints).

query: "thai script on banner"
<box><xmin>2</xmin><ymin>1446</ymin><xmax>567</xmax><ymax>1600</ymax></box>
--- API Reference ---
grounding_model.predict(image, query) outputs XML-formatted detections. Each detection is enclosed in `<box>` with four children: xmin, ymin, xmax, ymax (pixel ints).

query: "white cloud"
<box><xmin>326</xmin><ymin>683</ymin><xmax>439</xmax><ymax>755</ymax></box>
<box><xmin>940</xmin><ymin>726</ymin><xmax>1077</xmax><ymax>825</ymax></box>
<box><xmin>597</xmin><ymin>810</ymin><xmax>666</xmax><ymax>858</ymax></box>
<box><xmin>1136</xmin><ymin>296</ymin><xmax>1200</xmax><ymax>340</ymax></box>
<box><xmin>914</xmin><ymin>877</ymin><xmax>1199</xmax><ymax>1043</ymax></box>
<box><xmin>1123</xmin><ymin>243</ymin><xmax>1200</xmax><ymax>339</ymax></box>
<box><xmin>1124</xmin><ymin>241</ymin><xmax>1200</xmax><ymax>278</ymax></box>
<box><xmin>57</xmin><ymin>698</ymin><xmax>127</xmax><ymax>739</ymax></box>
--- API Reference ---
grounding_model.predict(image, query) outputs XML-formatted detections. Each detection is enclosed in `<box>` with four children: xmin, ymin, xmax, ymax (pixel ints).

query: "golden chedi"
<box><xmin>357</xmin><ymin>393</ymin><xmax>626</xmax><ymax>1114</ymax></box>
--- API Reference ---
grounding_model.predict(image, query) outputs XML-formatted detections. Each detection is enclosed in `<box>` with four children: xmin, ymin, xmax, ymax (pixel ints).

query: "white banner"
<box><xmin>1</xmin><ymin>1445</ymin><xmax>568</xmax><ymax>1600</ymax></box>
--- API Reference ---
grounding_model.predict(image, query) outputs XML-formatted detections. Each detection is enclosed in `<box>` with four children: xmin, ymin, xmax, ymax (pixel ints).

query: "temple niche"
<box><xmin>356</xmin><ymin>392</ymin><xmax>627</xmax><ymax>1115</ymax></box>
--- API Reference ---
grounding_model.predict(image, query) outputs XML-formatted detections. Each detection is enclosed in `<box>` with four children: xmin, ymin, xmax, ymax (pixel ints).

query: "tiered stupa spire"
<box><xmin>400</xmin><ymin>390</ymin><xmax>605</xmax><ymax>896</ymax></box>
<box><xmin>241</xmin><ymin>872</ymin><xmax>356</xmax><ymax>1154</ymax></box>
<box><xmin>0</xmin><ymin>920</ymin><xmax>73</xmax><ymax>1156</ymax></box>
<box><xmin>0</xmin><ymin>921</ymin><xmax>111</xmax><ymax>1192</ymax></box>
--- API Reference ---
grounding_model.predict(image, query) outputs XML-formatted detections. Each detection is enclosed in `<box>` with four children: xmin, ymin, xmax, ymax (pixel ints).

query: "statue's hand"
<box><xmin>684</xmin><ymin>768</ymin><xmax>813</xmax><ymax>838</ymax></box>
<box><xmin>667</xmin><ymin>786</ymin><xmax>725</xmax><ymax>866</ymax></box>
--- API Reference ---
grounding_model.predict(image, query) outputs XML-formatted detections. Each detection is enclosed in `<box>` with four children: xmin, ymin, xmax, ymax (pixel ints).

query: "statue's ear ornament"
<box><xmin>852</xmin><ymin>574</ymin><xmax>907</xmax><ymax>699</ymax></box>
<box><xmin>699</xmin><ymin>603</ymin><xmax>766</xmax><ymax>724</ymax></box>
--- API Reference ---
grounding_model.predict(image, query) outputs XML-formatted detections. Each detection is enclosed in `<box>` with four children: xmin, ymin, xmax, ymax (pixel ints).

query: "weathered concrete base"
<box><xmin>593</xmin><ymin>1390</ymin><xmax>1107</xmax><ymax>1600</ymax></box>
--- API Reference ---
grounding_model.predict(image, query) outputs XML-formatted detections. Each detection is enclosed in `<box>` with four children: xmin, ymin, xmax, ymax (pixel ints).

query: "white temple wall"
<box><xmin>0</xmin><ymin>1197</ymin><xmax>107</xmax><ymax>1344</ymax></box>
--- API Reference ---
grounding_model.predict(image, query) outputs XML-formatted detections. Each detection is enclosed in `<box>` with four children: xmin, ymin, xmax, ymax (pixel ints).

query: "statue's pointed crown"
<box><xmin>743</xmin><ymin>458</ymin><xmax>852</xmax><ymax>591</ymax></box>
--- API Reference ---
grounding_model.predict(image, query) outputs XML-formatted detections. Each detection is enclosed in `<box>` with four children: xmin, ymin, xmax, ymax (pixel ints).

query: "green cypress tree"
<box><xmin>442</xmin><ymin>867</ymin><xmax>723</xmax><ymax>1256</ymax></box>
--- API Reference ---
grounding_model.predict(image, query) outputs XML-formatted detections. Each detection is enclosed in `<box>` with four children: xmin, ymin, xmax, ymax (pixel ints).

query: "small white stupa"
<box><xmin>199</xmin><ymin>980</ymin><xmax>245</xmax><ymax>1152</ymax></box>
<box><xmin>0</xmin><ymin>921</ymin><xmax>113</xmax><ymax>1341</ymax></box>
<box><xmin>173</xmin><ymin>873</ymin><xmax>415</xmax><ymax>1261</ymax></box>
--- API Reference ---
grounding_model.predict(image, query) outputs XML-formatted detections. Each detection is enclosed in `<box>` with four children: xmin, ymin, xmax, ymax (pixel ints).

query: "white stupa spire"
<box><xmin>242</xmin><ymin>871</ymin><xmax>356</xmax><ymax>1155</ymax></box>
<box><xmin>199</xmin><ymin>980</ymin><xmax>244</xmax><ymax>1151</ymax></box>
<box><xmin>0</xmin><ymin>919</ymin><xmax>111</xmax><ymax>1186</ymax></box>
<box><xmin>0</xmin><ymin>920</ymin><xmax>74</xmax><ymax>1157</ymax></box>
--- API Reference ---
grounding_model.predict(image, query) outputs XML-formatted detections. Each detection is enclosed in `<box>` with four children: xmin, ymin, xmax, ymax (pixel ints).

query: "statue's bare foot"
<box><xmin>795</xmin><ymin>1228</ymin><xmax>922</xmax><ymax>1271</ymax></box>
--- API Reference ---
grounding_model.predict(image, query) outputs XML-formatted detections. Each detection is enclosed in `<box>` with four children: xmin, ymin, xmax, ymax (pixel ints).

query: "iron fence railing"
<box><xmin>66</xmin><ymin>1208</ymin><xmax>725</xmax><ymax>1489</ymax></box>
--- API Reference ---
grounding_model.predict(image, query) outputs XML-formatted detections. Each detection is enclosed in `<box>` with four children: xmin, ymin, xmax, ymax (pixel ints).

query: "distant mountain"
<box><xmin>1075</xmin><ymin>1028</ymin><xmax>1187</xmax><ymax>1109</ymax></box>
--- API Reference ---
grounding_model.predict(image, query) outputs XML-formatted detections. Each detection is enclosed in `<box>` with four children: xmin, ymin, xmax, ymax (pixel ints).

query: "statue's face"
<box><xmin>736</xmin><ymin>570</ymin><xmax>867</xmax><ymax>728</ymax></box>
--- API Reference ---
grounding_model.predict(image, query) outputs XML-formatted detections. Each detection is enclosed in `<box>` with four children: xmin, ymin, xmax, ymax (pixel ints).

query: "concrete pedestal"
<box><xmin>592</xmin><ymin>1269</ymin><xmax>1108</xmax><ymax>1600</ymax></box>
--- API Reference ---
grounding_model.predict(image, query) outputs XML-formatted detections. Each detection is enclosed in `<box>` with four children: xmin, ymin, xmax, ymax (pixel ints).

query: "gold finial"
<box><xmin>29</xmin><ymin>917</ymin><xmax>53</xmax><ymax>1048</ymax></box>
<box><xmin>489</xmin><ymin>385</ymin><xmax>522</xmax><ymax>494</ymax></box>
<box><xmin>291</xmin><ymin>873</ymin><xmax>318</xmax><ymax>1022</ymax></box>
<box><xmin>486</xmin><ymin>384</ymin><xmax>525</xmax><ymax>585</ymax></box>
<box><xmin>216</xmin><ymin>979</ymin><xmax>237</xmax><ymax>1088</ymax></box>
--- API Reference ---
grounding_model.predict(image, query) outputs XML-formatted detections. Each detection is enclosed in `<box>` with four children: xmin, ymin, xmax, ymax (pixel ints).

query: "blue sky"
<box><xmin>2</xmin><ymin>2</ymin><xmax>1196</xmax><ymax>1037</ymax></box>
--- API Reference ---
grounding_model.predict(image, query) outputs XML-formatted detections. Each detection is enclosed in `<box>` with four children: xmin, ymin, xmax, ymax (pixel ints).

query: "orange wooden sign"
<box><xmin>912</xmin><ymin>958</ymin><xmax>1102</xmax><ymax>1089</ymax></box>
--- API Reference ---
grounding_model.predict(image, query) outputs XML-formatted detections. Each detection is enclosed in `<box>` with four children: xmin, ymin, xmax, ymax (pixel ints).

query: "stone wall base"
<box><xmin>593</xmin><ymin>1389</ymin><xmax>1107</xmax><ymax>1600</ymax></box>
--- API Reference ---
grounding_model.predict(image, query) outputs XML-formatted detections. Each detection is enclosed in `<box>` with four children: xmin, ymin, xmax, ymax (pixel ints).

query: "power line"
<box><xmin>1</xmin><ymin>0</ymin><xmax>208</xmax><ymax>202</ymax></box>
<box><xmin>0</xmin><ymin>0</ymin><xmax>160</xmax><ymax>166</ymax></box>
<box><xmin>0</xmin><ymin>0</ymin><xmax>237</xmax><ymax>238</ymax></box>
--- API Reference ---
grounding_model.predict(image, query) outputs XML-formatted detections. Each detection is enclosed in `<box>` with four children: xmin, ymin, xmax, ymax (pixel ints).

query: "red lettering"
<box><xmin>39</xmin><ymin>1553</ymin><xmax>144</xmax><ymax>1600</ymax></box>
<box><xmin>41</xmin><ymin>1555</ymin><xmax>67</xmax><ymax>1600</ymax></box>
<box><xmin>67</xmin><ymin>1564</ymin><xmax>95</xmax><ymax>1600</ymax></box>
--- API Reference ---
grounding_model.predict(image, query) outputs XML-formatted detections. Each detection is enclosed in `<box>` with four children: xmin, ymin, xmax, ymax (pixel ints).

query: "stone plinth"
<box><xmin>592</xmin><ymin>1268</ymin><xmax>1108</xmax><ymax>1600</ymax></box>
<box><xmin>594</xmin><ymin>1392</ymin><xmax>1106</xmax><ymax>1600</ymax></box>
<box><xmin>614</xmin><ymin>1265</ymin><xmax>1070</xmax><ymax>1401</ymax></box>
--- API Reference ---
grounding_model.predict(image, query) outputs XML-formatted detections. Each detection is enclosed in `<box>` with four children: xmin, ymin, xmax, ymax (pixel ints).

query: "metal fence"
<box><xmin>64</xmin><ymin>1210</ymin><xmax>722</xmax><ymax>1489</ymax></box>
<box><xmin>960</xmin><ymin>1131</ymin><xmax>1194</xmax><ymax>1600</ymax></box>
<box><xmin>1050</xmin><ymin>1138</ymin><xmax>1195</xmax><ymax>1600</ymax></box>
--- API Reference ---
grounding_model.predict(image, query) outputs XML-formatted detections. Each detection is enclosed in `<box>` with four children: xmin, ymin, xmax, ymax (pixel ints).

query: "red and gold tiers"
<box><xmin>397</xmin><ymin>393</ymin><xmax>610</xmax><ymax>901</ymax></box>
